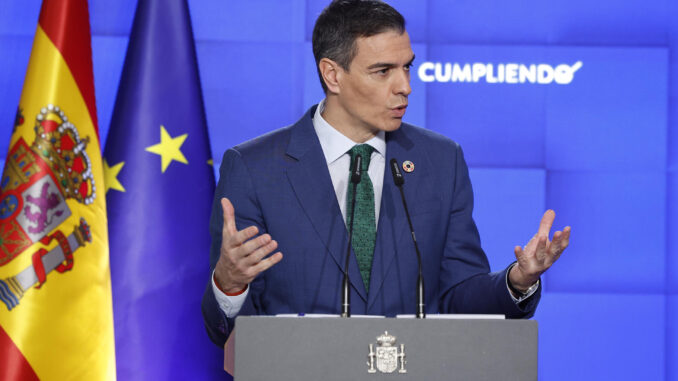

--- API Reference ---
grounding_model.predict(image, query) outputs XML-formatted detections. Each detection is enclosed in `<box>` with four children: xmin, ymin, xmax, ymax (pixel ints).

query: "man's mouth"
<box><xmin>391</xmin><ymin>104</ymin><xmax>408</xmax><ymax>118</ymax></box>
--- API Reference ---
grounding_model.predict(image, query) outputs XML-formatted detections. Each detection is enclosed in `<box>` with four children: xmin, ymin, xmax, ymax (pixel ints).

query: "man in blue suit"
<box><xmin>202</xmin><ymin>0</ymin><xmax>571</xmax><ymax>347</ymax></box>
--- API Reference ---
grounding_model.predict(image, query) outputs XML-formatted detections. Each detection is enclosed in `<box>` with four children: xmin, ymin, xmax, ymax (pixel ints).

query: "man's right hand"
<box><xmin>214</xmin><ymin>197</ymin><xmax>283</xmax><ymax>293</ymax></box>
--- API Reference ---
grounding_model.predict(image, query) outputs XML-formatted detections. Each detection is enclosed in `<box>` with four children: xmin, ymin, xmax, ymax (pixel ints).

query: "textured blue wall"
<box><xmin>0</xmin><ymin>1</ymin><xmax>676</xmax><ymax>379</ymax></box>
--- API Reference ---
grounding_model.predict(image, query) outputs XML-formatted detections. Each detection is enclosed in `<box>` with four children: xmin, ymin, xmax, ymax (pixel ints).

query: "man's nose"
<box><xmin>394</xmin><ymin>69</ymin><xmax>412</xmax><ymax>97</ymax></box>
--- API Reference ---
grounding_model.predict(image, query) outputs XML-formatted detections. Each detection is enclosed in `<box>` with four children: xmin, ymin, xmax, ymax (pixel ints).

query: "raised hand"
<box><xmin>213</xmin><ymin>198</ymin><xmax>283</xmax><ymax>293</ymax></box>
<box><xmin>509</xmin><ymin>210</ymin><xmax>571</xmax><ymax>292</ymax></box>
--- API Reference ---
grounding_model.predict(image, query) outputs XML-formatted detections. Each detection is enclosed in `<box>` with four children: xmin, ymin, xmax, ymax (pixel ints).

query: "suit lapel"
<box><xmin>367</xmin><ymin>126</ymin><xmax>431</xmax><ymax>310</ymax></box>
<box><xmin>284</xmin><ymin>109</ymin><xmax>368</xmax><ymax>302</ymax></box>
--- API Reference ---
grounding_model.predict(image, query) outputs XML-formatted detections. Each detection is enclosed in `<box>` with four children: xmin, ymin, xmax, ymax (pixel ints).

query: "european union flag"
<box><xmin>103</xmin><ymin>0</ymin><xmax>222</xmax><ymax>378</ymax></box>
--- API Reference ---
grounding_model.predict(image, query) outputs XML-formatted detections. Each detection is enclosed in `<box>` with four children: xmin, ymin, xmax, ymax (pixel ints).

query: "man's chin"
<box><xmin>384</xmin><ymin>119</ymin><xmax>403</xmax><ymax>131</ymax></box>
<box><xmin>363</xmin><ymin>120</ymin><xmax>402</xmax><ymax>136</ymax></box>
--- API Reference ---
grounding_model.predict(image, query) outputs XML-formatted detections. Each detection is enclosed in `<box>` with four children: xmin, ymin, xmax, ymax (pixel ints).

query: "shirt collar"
<box><xmin>312</xmin><ymin>99</ymin><xmax>386</xmax><ymax>165</ymax></box>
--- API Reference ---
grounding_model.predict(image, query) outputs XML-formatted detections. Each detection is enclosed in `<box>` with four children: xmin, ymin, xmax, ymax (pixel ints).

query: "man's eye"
<box><xmin>376</xmin><ymin>68</ymin><xmax>389</xmax><ymax>75</ymax></box>
<box><xmin>404</xmin><ymin>64</ymin><xmax>413</xmax><ymax>71</ymax></box>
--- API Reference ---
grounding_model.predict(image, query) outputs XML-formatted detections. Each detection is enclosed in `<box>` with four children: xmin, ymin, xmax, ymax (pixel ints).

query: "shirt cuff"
<box><xmin>505</xmin><ymin>263</ymin><xmax>540</xmax><ymax>304</ymax></box>
<box><xmin>211</xmin><ymin>269</ymin><xmax>249</xmax><ymax>318</ymax></box>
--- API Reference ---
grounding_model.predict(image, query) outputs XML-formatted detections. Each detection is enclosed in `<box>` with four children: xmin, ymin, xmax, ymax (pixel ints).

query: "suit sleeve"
<box><xmin>438</xmin><ymin>144</ymin><xmax>540</xmax><ymax>318</ymax></box>
<box><xmin>201</xmin><ymin>148</ymin><xmax>267</xmax><ymax>347</ymax></box>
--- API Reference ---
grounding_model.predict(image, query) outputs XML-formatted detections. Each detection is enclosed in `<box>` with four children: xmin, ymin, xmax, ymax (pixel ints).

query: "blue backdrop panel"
<box><xmin>672</xmin><ymin>101</ymin><xmax>678</xmax><ymax>171</ymax></box>
<box><xmin>428</xmin><ymin>0</ymin><xmax>668</xmax><ymax>45</ymax></box>
<box><xmin>0</xmin><ymin>0</ymin><xmax>40</xmax><ymax>36</ymax></box>
<box><xmin>305</xmin><ymin>0</ymin><xmax>427</xmax><ymax>42</ymax></box>
<box><xmin>546</xmin><ymin>0</ymin><xmax>669</xmax><ymax>45</ymax></box>
<box><xmin>427</xmin><ymin>0</ymin><xmax>550</xmax><ymax>44</ymax></box>
<box><xmin>669</xmin><ymin>171</ymin><xmax>677</xmax><ymax>293</ymax></box>
<box><xmin>545</xmin><ymin>171</ymin><xmax>666</xmax><ymax>293</ymax></box>
<box><xmin>196</xmin><ymin>41</ymin><xmax>305</xmax><ymax>163</ymax></box>
<box><xmin>191</xmin><ymin>0</ymin><xmax>305</xmax><ymax>42</ymax></box>
<box><xmin>0</xmin><ymin>36</ymin><xmax>33</xmax><ymax>160</ymax></box>
<box><xmin>534</xmin><ymin>292</ymin><xmax>665</xmax><ymax>380</ymax></box>
<box><xmin>670</xmin><ymin>3</ymin><xmax>678</xmax><ymax>172</ymax></box>
<box><xmin>469</xmin><ymin>168</ymin><xmax>546</xmax><ymax>272</ymax></box>
<box><xmin>92</xmin><ymin>36</ymin><xmax>127</xmax><ymax>143</ymax></box>
<box><xmin>669</xmin><ymin>296</ymin><xmax>678</xmax><ymax>381</ymax></box>
<box><xmin>405</xmin><ymin>43</ymin><xmax>427</xmax><ymax>129</ymax></box>
<box><xmin>90</xmin><ymin>0</ymin><xmax>135</xmax><ymax>36</ymax></box>
<box><xmin>545</xmin><ymin>47</ymin><xmax>668</xmax><ymax>171</ymax></box>
<box><xmin>302</xmin><ymin>42</ymin><xmax>324</xmax><ymax>112</ymax></box>
<box><xmin>425</xmin><ymin>45</ymin><xmax>549</xmax><ymax>168</ymax></box>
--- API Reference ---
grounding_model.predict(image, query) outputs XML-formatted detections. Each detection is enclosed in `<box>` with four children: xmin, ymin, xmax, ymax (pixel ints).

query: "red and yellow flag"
<box><xmin>0</xmin><ymin>1</ymin><xmax>115</xmax><ymax>379</ymax></box>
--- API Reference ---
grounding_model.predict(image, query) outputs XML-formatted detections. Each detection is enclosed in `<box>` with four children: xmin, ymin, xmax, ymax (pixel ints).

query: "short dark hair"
<box><xmin>312</xmin><ymin>0</ymin><xmax>406</xmax><ymax>92</ymax></box>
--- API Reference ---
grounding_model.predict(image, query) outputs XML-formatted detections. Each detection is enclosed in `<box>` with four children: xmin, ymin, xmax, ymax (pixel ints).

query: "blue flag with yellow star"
<box><xmin>103</xmin><ymin>0</ymin><xmax>222</xmax><ymax>378</ymax></box>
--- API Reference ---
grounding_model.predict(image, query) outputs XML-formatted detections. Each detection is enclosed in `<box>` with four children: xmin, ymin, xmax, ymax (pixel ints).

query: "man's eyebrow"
<box><xmin>367</xmin><ymin>62</ymin><xmax>397</xmax><ymax>70</ymax></box>
<box><xmin>367</xmin><ymin>54</ymin><xmax>416</xmax><ymax>70</ymax></box>
<box><xmin>407</xmin><ymin>54</ymin><xmax>416</xmax><ymax>66</ymax></box>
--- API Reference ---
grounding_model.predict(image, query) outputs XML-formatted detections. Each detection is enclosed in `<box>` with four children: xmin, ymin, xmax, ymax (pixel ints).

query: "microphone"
<box><xmin>342</xmin><ymin>154</ymin><xmax>362</xmax><ymax>318</ymax></box>
<box><xmin>390</xmin><ymin>158</ymin><xmax>425</xmax><ymax>318</ymax></box>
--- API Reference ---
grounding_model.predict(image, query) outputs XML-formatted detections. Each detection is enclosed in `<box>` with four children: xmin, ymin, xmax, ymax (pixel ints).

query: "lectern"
<box><xmin>230</xmin><ymin>316</ymin><xmax>537</xmax><ymax>381</ymax></box>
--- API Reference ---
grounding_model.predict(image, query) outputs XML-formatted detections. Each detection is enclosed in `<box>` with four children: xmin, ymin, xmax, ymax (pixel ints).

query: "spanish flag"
<box><xmin>0</xmin><ymin>0</ymin><xmax>115</xmax><ymax>380</ymax></box>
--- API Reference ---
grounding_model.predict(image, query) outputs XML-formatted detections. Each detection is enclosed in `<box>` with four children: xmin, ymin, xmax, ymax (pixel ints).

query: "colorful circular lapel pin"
<box><xmin>402</xmin><ymin>160</ymin><xmax>414</xmax><ymax>173</ymax></box>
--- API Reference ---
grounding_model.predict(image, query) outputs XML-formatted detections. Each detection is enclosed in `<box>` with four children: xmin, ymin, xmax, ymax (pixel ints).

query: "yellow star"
<box><xmin>103</xmin><ymin>159</ymin><xmax>126</xmax><ymax>193</ymax></box>
<box><xmin>145</xmin><ymin>125</ymin><xmax>189</xmax><ymax>173</ymax></box>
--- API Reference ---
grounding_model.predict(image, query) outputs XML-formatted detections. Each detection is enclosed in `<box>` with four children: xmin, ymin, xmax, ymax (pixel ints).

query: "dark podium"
<box><xmin>230</xmin><ymin>316</ymin><xmax>538</xmax><ymax>381</ymax></box>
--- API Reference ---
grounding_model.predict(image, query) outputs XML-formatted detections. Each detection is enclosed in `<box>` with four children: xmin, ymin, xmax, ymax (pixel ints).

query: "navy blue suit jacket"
<box><xmin>202</xmin><ymin>105</ymin><xmax>540</xmax><ymax>346</ymax></box>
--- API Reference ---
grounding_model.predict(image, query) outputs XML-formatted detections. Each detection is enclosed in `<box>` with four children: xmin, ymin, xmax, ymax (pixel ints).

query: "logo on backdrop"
<box><xmin>418</xmin><ymin>61</ymin><xmax>583</xmax><ymax>85</ymax></box>
<box><xmin>0</xmin><ymin>104</ymin><xmax>94</xmax><ymax>311</ymax></box>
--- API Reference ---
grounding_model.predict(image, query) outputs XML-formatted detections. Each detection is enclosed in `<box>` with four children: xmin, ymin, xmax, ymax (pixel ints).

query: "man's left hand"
<box><xmin>509</xmin><ymin>210</ymin><xmax>571</xmax><ymax>292</ymax></box>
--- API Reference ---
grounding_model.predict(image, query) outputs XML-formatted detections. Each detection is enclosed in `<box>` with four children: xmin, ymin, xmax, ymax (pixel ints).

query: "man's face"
<box><xmin>333</xmin><ymin>30</ymin><xmax>414</xmax><ymax>141</ymax></box>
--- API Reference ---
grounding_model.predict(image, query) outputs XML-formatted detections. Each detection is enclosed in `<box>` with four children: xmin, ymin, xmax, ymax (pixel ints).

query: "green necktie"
<box><xmin>346</xmin><ymin>144</ymin><xmax>376</xmax><ymax>290</ymax></box>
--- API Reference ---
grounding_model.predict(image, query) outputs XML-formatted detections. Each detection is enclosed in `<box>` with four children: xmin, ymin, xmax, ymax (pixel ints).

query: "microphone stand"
<box><xmin>342</xmin><ymin>154</ymin><xmax>362</xmax><ymax>318</ymax></box>
<box><xmin>390</xmin><ymin>158</ymin><xmax>425</xmax><ymax>318</ymax></box>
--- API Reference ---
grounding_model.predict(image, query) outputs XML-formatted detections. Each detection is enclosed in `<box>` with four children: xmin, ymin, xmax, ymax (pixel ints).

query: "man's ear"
<box><xmin>319</xmin><ymin>58</ymin><xmax>342</xmax><ymax>94</ymax></box>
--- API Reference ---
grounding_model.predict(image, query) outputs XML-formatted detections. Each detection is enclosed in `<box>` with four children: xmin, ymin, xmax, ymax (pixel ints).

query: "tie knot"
<box><xmin>349</xmin><ymin>144</ymin><xmax>374</xmax><ymax>172</ymax></box>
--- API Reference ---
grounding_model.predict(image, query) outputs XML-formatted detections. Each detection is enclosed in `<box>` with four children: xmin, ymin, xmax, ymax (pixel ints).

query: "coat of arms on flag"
<box><xmin>0</xmin><ymin>105</ymin><xmax>95</xmax><ymax>310</ymax></box>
